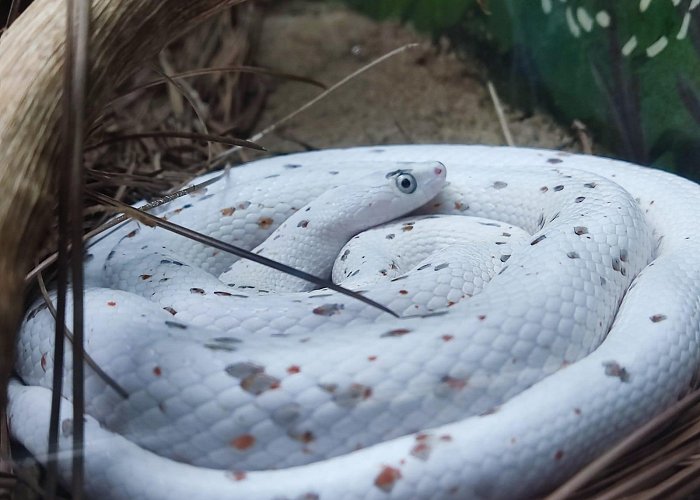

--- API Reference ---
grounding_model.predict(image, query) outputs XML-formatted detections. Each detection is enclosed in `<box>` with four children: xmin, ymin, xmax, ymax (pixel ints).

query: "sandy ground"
<box><xmin>247</xmin><ymin>0</ymin><xmax>581</xmax><ymax>158</ymax></box>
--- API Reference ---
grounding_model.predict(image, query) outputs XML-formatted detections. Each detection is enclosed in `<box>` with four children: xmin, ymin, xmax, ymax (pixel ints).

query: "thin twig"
<box><xmin>572</xmin><ymin>119</ymin><xmax>593</xmax><ymax>154</ymax></box>
<box><xmin>90</xmin><ymin>191</ymin><xmax>399</xmax><ymax>318</ymax></box>
<box><xmin>487</xmin><ymin>80</ymin><xmax>514</xmax><ymax>147</ymax></box>
<box><xmin>210</xmin><ymin>43</ymin><xmax>420</xmax><ymax>167</ymax></box>
<box><xmin>85</xmin><ymin>131</ymin><xmax>265</xmax><ymax>152</ymax></box>
<box><xmin>117</xmin><ymin>65</ymin><xmax>326</xmax><ymax>100</ymax></box>
<box><xmin>4</xmin><ymin>0</ymin><xmax>21</xmax><ymax>30</ymax></box>
<box><xmin>153</xmin><ymin>61</ymin><xmax>213</xmax><ymax>163</ymax></box>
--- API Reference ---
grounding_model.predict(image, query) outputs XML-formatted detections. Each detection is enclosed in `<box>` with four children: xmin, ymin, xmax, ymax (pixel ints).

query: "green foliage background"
<box><xmin>345</xmin><ymin>0</ymin><xmax>700</xmax><ymax>180</ymax></box>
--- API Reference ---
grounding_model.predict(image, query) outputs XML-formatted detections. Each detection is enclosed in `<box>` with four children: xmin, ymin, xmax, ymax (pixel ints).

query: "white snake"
<box><xmin>9</xmin><ymin>145</ymin><xmax>700</xmax><ymax>499</ymax></box>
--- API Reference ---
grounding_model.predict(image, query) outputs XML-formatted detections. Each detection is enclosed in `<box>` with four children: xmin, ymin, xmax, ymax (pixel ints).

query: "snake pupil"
<box><xmin>396</xmin><ymin>173</ymin><xmax>417</xmax><ymax>194</ymax></box>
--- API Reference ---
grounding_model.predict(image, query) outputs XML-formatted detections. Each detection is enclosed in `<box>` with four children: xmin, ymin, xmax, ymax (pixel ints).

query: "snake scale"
<box><xmin>9</xmin><ymin>145</ymin><xmax>700</xmax><ymax>499</ymax></box>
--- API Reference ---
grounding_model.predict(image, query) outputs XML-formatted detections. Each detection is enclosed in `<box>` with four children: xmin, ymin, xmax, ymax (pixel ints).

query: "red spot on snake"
<box><xmin>40</xmin><ymin>353</ymin><xmax>47</xmax><ymax>372</ymax></box>
<box><xmin>411</xmin><ymin>442</ymin><xmax>431</xmax><ymax>461</ymax></box>
<box><xmin>454</xmin><ymin>201</ymin><xmax>468</xmax><ymax>211</ymax></box>
<box><xmin>368</xmin><ymin>355</ymin><xmax>377</xmax><ymax>361</ymax></box>
<box><xmin>153</xmin><ymin>366</ymin><xmax>162</xmax><ymax>376</ymax></box>
<box><xmin>574</xmin><ymin>408</ymin><xmax>582</xmax><ymax>415</ymax></box>
<box><xmin>258</xmin><ymin>217</ymin><xmax>274</xmax><ymax>229</ymax></box>
<box><xmin>140</xmin><ymin>274</ymin><xmax>152</xmax><ymax>280</ymax></box>
<box><xmin>231</xmin><ymin>434</ymin><xmax>255</xmax><ymax>451</ymax></box>
<box><xmin>442</xmin><ymin>375</ymin><xmax>468</xmax><ymax>390</ymax></box>
<box><xmin>440</xmin><ymin>434</ymin><xmax>453</xmax><ymax>442</ymax></box>
<box><xmin>442</xmin><ymin>335</ymin><xmax>454</xmax><ymax>342</ymax></box>
<box><xmin>220</xmin><ymin>207</ymin><xmax>236</xmax><ymax>217</ymax></box>
<box><xmin>300</xmin><ymin>431</ymin><xmax>315</xmax><ymax>443</ymax></box>
<box><xmin>399</xmin><ymin>290</ymin><xmax>408</xmax><ymax>295</ymax></box>
<box><xmin>554</xmin><ymin>450</ymin><xmax>564</xmax><ymax>461</ymax></box>
<box><xmin>287</xmin><ymin>365</ymin><xmax>301</xmax><ymax>374</ymax></box>
<box><xmin>297</xmin><ymin>220</ymin><xmax>309</xmax><ymax>228</ymax></box>
<box><xmin>126</xmin><ymin>230</ymin><xmax>137</xmax><ymax>238</ymax></box>
<box><xmin>478</xmin><ymin>314</ymin><xmax>486</xmax><ymax>321</ymax></box>
<box><xmin>402</xmin><ymin>225</ymin><xmax>414</xmax><ymax>232</ymax></box>
<box><xmin>231</xmin><ymin>471</ymin><xmax>247</xmax><ymax>481</ymax></box>
<box><xmin>650</xmin><ymin>314</ymin><xmax>667</xmax><ymax>323</ymax></box>
<box><xmin>382</xmin><ymin>328</ymin><xmax>411</xmax><ymax>337</ymax></box>
<box><xmin>107</xmin><ymin>301</ymin><xmax>117</xmax><ymax>307</ymax></box>
<box><xmin>374</xmin><ymin>466</ymin><xmax>402</xmax><ymax>493</ymax></box>
<box><xmin>290</xmin><ymin>430</ymin><xmax>315</xmax><ymax>444</ymax></box>
<box><xmin>239</xmin><ymin>371</ymin><xmax>281</xmax><ymax>395</ymax></box>
<box><xmin>312</xmin><ymin>303</ymin><xmax>344</xmax><ymax>316</ymax></box>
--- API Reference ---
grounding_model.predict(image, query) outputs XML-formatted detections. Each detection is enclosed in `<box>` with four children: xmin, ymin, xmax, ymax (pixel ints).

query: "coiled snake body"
<box><xmin>10</xmin><ymin>145</ymin><xmax>700</xmax><ymax>499</ymax></box>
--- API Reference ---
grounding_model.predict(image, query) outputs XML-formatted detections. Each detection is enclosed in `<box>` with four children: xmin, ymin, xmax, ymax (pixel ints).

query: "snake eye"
<box><xmin>395</xmin><ymin>173</ymin><xmax>417</xmax><ymax>194</ymax></box>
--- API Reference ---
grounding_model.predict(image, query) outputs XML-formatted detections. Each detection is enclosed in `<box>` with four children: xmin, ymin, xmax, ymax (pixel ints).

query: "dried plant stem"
<box><xmin>211</xmin><ymin>43</ymin><xmax>420</xmax><ymax>167</ymax></box>
<box><xmin>547</xmin><ymin>388</ymin><xmax>700</xmax><ymax>499</ymax></box>
<box><xmin>487</xmin><ymin>81</ymin><xmax>514</xmax><ymax>147</ymax></box>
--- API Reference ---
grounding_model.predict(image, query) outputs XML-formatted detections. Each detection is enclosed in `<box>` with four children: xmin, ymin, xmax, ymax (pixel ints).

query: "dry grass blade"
<box><xmin>120</xmin><ymin>65</ymin><xmax>326</xmax><ymax>98</ymax></box>
<box><xmin>85</xmin><ymin>131</ymin><xmax>265</xmax><ymax>152</ymax></box>
<box><xmin>487</xmin><ymin>80</ymin><xmax>514</xmax><ymax>147</ymax></box>
<box><xmin>52</xmin><ymin>0</ymin><xmax>91</xmax><ymax>498</ymax></box>
<box><xmin>91</xmin><ymin>192</ymin><xmax>399</xmax><ymax>318</ymax></box>
<box><xmin>547</xmin><ymin>387</ymin><xmax>700</xmax><ymax>499</ymax></box>
<box><xmin>4</xmin><ymin>0</ymin><xmax>21</xmax><ymax>30</ymax></box>
<box><xmin>210</xmin><ymin>43</ymin><xmax>420</xmax><ymax>167</ymax></box>
<box><xmin>152</xmin><ymin>63</ymin><xmax>213</xmax><ymax>162</ymax></box>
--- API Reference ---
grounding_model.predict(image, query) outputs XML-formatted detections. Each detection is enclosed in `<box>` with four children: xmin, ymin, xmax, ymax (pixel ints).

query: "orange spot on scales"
<box><xmin>231</xmin><ymin>434</ymin><xmax>255</xmax><ymax>450</ymax></box>
<box><xmin>374</xmin><ymin>466</ymin><xmax>402</xmax><ymax>492</ymax></box>
<box><xmin>258</xmin><ymin>217</ymin><xmax>274</xmax><ymax>229</ymax></box>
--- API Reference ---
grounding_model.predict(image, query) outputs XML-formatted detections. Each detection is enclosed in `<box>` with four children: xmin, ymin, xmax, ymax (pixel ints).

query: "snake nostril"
<box><xmin>434</xmin><ymin>167</ymin><xmax>443</xmax><ymax>176</ymax></box>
